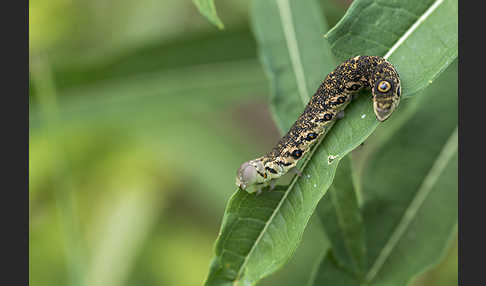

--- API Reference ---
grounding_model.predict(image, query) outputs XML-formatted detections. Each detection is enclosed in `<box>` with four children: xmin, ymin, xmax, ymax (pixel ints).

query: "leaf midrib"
<box><xmin>276</xmin><ymin>0</ymin><xmax>310</xmax><ymax>105</ymax></box>
<box><xmin>383</xmin><ymin>0</ymin><xmax>445</xmax><ymax>59</ymax></box>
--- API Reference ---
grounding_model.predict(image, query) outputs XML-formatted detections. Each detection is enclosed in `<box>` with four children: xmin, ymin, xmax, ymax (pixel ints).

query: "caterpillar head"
<box><xmin>372</xmin><ymin>62</ymin><xmax>401</xmax><ymax>122</ymax></box>
<box><xmin>236</xmin><ymin>158</ymin><xmax>267</xmax><ymax>192</ymax></box>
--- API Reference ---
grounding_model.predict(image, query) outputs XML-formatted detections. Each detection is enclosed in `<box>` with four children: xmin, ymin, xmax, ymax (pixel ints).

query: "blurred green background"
<box><xmin>29</xmin><ymin>0</ymin><xmax>456</xmax><ymax>285</ymax></box>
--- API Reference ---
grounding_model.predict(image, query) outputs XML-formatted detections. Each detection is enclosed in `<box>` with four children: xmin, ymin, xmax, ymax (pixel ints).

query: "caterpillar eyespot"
<box><xmin>236</xmin><ymin>56</ymin><xmax>401</xmax><ymax>193</ymax></box>
<box><xmin>377</xmin><ymin>80</ymin><xmax>392</xmax><ymax>93</ymax></box>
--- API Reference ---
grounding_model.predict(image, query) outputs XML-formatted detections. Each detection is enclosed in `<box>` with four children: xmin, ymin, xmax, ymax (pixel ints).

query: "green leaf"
<box><xmin>316</xmin><ymin>155</ymin><xmax>366</xmax><ymax>276</ymax></box>
<box><xmin>205</xmin><ymin>0</ymin><xmax>458</xmax><ymax>284</ymax></box>
<box><xmin>311</xmin><ymin>61</ymin><xmax>458</xmax><ymax>286</ymax></box>
<box><xmin>326</xmin><ymin>0</ymin><xmax>458</xmax><ymax>97</ymax></box>
<box><xmin>252</xmin><ymin>0</ymin><xmax>337</xmax><ymax>133</ymax></box>
<box><xmin>192</xmin><ymin>0</ymin><xmax>225</xmax><ymax>29</ymax></box>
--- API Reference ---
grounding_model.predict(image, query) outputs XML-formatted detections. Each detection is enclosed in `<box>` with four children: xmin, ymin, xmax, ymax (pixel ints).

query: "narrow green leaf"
<box><xmin>316</xmin><ymin>156</ymin><xmax>366</xmax><ymax>276</ymax></box>
<box><xmin>252</xmin><ymin>0</ymin><xmax>337</xmax><ymax>133</ymax></box>
<box><xmin>311</xmin><ymin>61</ymin><xmax>458</xmax><ymax>286</ymax></box>
<box><xmin>192</xmin><ymin>0</ymin><xmax>225</xmax><ymax>29</ymax></box>
<box><xmin>326</xmin><ymin>0</ymin><xmax>458</xmax><ymax>97</ymax></box>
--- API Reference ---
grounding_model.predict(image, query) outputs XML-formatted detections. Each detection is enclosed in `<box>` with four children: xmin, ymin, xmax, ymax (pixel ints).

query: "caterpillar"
<box><xmin>236</xmin><ymin>56</ymin><xmax>401</xmax><ymax>193</ymax></box>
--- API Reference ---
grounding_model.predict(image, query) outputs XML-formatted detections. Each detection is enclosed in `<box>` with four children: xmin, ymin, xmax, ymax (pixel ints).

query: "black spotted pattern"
<box><xmin>241</xmin><ymin>56</ymin><xmax>401</xmax><ymax>186</ymax></box>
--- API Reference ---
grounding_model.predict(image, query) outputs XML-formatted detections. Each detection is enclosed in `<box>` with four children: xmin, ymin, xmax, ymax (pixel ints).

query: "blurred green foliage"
<box><xmin>29</xmin><ymin>0</ymin><xmax>456</xmax><ymax>286</ymax></box>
